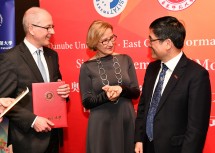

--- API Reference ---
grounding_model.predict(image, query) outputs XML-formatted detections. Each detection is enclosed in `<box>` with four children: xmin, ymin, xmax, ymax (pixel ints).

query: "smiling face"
<box><xmin>148</xmin><ymin>29</ymin><xmax>167</xmax><ymax>60</ymax></box>
<box><xmin>96</xmin><ymin>28</ymin><xmax>116</xmax><ymax>57</ymax></box>
<box><xmin>148</xmin><ymin>29</ymin><xmax>179</xmax><ymax>62</ymax></box>
<box><xmin>24</xmin><ymin>7</ymin><xmax>55</xmax><ymax>48</ymax></box>
<box><xmin>147</xmin><ymin>16</ymin><xmax>185</xmax><ymax>62</ymax></box>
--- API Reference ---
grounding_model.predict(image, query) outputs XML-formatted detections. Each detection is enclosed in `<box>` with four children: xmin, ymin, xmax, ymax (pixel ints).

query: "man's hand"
<box><xmin>0</xmin><ymin>98</ymin><xmax>14</xmax><ymax>122</ymax></box>
<box><xmin>135</xmin><ymin>142</ymin><xmax>143</xmax><ymax>153</ymax></box>
<box><xmin>57</xmin><ymin>80</ymin><xmax>70</xmax><ymax>98</ymax></box>
<box><xmin>0</xmin><ymin>98</ymin><xmax>14</xmax><ymax>107</ymax></box>
<box><xmin>33</xmin><ymin>116</ymin><xmax>54</xmax><ymax>132</ymax></box>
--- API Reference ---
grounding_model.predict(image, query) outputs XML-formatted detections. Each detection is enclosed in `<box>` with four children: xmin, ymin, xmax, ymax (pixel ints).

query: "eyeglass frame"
<box><xmin>99</xmin><ymin>34</ymin><xmax>117</xmax><ymax>45</ymax></box>
<box><xmin>149</xmin><ymin>38</ymin><xmax>165</xmax><ymax>44</ymax></box>
<box><xmin>32</xmin><ymin>24</ymin><xmax>54</xmax><ymax>32</ymax></box>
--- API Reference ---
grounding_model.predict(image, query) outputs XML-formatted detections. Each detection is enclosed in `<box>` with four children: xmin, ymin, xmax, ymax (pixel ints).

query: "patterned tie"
<box><xmin>146</xmin><ymin>63</ymin><xmax>168</xmax><ymax>141</ymax></box>
<box><xmin>36</xmin><ymin>50</ymin><xmax>48</xmax><ymax>82</ymax></box>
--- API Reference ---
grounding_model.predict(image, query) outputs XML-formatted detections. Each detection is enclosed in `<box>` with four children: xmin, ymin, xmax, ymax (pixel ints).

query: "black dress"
<box><xmin>79</xmin><ymin>54</ymin><xmax>140</xmax><ymax>153</ymax></box>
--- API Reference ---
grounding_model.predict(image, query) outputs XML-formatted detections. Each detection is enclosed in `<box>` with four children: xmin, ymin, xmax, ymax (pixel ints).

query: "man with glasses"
<box><xmin>135</xmin><ymin>16</ymin><xmax>211</xmax><ymax>153</ymax></box>
<box><xmin>0</xmin><ymin>7</ymin><xmax>70</xmax><ymax>153</ymax></box>
<box><xmin>31</xmin><ymin>24</ymin><xmax>54</xmax><ymax>32</ymax></box>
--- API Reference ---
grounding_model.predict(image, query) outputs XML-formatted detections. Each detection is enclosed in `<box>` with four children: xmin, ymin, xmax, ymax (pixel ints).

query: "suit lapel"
<box><xmin>145</xmin><ymin>61</ymin><xmax>161</xmax><ymax>110</ymax></box>
<box><xmin>156</xmin><ymin>54</ymin><xmax>188</xmax><ymax>114</ymax></box>
<box><xmin>19</xmin><ymin>42</ymin><xmax>44</xmax><ymax>82</ymax></box>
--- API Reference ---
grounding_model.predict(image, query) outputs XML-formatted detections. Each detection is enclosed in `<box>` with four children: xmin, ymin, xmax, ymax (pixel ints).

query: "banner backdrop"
<box><xmin>0</xmin><ymin>0</ymin><xmax>15</xmax><ymax>53</ymax></box>
<box><xmin>40</xmin><ymin>0</ymin><xmax>215</xmax><ymax>152</ymax></box>
<box><xmin>0</xmin><ymin>119</ymin><xmax>9</xmax><ymax>153</ymax></box>
<box><xmin>0</xmin><ymin>0</ymin><xmax>15</xmax><ymax>152</ymax></box>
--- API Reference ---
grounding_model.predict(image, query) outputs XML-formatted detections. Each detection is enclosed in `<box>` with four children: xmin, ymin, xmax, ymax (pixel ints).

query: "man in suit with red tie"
<box><xmin>135</xmin><ymin>16</ymin><xmax>211</xmax><ymax>153</ymax></box>
<box><xmin>0</xmin><ymin>7</ymin><xmax>70</xmax><ymax>153</ymax></box>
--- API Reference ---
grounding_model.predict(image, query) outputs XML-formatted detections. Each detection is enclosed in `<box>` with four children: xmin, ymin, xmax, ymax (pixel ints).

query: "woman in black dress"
<box><xmin>79</xmin><ymin>20</ymin><xmax>140</xmax><ymax>153</ymax></box>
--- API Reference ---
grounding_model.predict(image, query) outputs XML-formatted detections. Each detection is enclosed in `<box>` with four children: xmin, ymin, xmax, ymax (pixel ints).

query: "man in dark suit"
<box><xmin>135</xmin><ymin>16</ymin><xmax>211</xmax><ymax>153</ymax></box>
<box><xmin>0</xmin><ymin>7</ymin><xmax>70</xmax><ymax>153</ymax></box>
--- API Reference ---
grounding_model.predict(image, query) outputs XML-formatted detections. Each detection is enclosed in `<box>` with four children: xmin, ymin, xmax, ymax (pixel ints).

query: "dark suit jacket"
<box><xmin>0</xmin><ymin>42</ymin><xmax>62</xmax><ymax>153</ymax></box>
<box><xmin>135</xmin><ymin>53</ymin><xmax>211</xmax><ymax>153</ymax></box>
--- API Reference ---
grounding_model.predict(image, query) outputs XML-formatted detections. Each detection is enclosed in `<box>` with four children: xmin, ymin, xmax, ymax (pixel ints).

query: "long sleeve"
<box><xmin>79</xmin><ymin>63</ymin><xmax>110</xmax><ymax>109</ymax></box>
<box><xmin>181</xmin><ymin>66</ymin><xmax>211</xmax><ymax>153</ymax></box>
<box><xmin>0</xmin><ymin>45</ymin><xmax>63</xmax><ymax>133</ymax></box>
<box><xmin>0</xmin><ymin>52</ymin><xmax>36</xmax><ymax>132</ymax></box>
<box><xmin>134</xmin><ymin>62</ymin><xmax>152</xmax><ymax>142</ymax></box>
<box><xmin>120</xmin><ymin>55</ymin><xmax>140</xmax><ymax>99</ymax></box>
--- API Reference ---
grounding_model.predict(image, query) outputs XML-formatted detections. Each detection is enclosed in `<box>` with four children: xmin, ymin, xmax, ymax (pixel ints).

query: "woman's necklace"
<box><xmin>96</xmin><ymin>54</ymin><xmax>123</xmax><ymax>86</ymax></box>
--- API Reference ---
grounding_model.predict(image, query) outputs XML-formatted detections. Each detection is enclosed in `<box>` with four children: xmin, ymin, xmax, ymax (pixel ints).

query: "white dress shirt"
<box><xmin>24</xmin><ymin>38</ymin><xmax>50</xmax><ymax>82</ymax></box>
<box><xmin>153</xmin><ymin>51</ymin><xmax>183</xmax><ymax>95</ymax></box>
<box><xmin>24</xmin><ymin>38</ymin><xmax>51</xmax><ymax>127</ymax></box>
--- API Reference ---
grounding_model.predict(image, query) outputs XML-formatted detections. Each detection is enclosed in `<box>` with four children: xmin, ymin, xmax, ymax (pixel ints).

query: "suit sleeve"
<box><xmin>181</xmin><ymin>67</ymin><xmax>211</xmax><ymax>153</ymax></box>
<box><xmin>134</xmin><ymin>63</ymin><xmax>152</xmax><ymax>142</ymax></box>
<box><xmin>0</xmin><ymin>53</ymin><xmax>36</xmax><ymax>132</ymax></box>
<box><xmin>54</xmin><ymin>51</ymin><xmax>62</xmax><ymax>80</ymax></box>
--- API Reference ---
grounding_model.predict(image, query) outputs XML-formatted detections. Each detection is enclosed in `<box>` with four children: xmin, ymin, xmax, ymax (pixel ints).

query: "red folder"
<box><xmin>32</xmin><ymin>82</ymin><xmax>67</xmax><ymax>128</ymax></box>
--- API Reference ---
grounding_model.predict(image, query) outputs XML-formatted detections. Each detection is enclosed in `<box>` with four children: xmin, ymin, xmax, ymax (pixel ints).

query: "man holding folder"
<box><xmin>0</xmin><ymin>7</ymin><xmax>70</xmax><ymax>153</ymax></box>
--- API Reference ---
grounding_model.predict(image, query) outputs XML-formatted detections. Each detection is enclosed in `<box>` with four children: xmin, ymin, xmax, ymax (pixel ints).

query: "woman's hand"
<box><xmin>102</xmin><ymin>85</ymin><xmax>122</xmax><ymax>102</ymax></box>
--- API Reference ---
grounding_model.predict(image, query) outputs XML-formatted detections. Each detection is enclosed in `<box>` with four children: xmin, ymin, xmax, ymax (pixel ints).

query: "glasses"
<box><xmin>99</xmin><ymin>34</ymin><xmax>117</xmax><ymax>45</ymax></box>
<box><xmin>149</xmin><ymin>38</ymin><xmax>164</xmax><ymax>44</ymax></box>
<box><xmin>32</xmin><ymin>24</ymin><xmax>54</xmax><ymax>32</ymax></box>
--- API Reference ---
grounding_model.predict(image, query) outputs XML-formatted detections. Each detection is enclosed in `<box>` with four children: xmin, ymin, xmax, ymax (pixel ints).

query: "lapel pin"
<box><xmin>174</xmin><ymin>74</ymin><xmax>178</xmax><ymax>79</ymax></box>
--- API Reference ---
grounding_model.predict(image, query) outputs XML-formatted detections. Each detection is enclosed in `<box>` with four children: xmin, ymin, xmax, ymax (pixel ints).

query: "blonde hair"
<box><xmin>86</xmin><ymin>20</ymin><xmax>113</xmax><ymax>51</ymax></box>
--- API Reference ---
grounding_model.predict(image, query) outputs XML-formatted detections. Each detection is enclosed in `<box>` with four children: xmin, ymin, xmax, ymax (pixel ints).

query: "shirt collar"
<box><xmin>163</xmin><ymin>51</ymin><xmax>183</xmax><ymax>72</ymax></box>
<box><xmin>24</xmin><ymin>38</ymin><xmax>43</xmax><ymax>54</ymax></box>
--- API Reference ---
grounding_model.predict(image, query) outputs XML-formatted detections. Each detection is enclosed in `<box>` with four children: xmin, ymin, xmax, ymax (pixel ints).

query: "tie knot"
<box><xmin>36</xmin><ymin>50</ymin><xmax>41</xmax><ymax>55</ymax></box>
<box><xmin>162</xmin><ymin>63</ymin><xmax>168</xmax><ymax>72</ymax></box>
